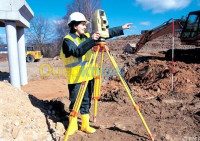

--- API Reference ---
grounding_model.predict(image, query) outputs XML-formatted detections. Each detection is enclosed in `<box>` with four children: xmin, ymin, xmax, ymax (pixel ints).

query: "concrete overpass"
<box><xmin>0</xmin><ymin>0</ymin><xmax>34</xmax><ymax>88</ymax></box>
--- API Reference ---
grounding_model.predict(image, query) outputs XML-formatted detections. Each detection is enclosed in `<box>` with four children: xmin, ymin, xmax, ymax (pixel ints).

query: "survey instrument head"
<box><xmin>92</xmin><ymin>9</ymin><xmax>109</xmax><ymax>41</ymax></box>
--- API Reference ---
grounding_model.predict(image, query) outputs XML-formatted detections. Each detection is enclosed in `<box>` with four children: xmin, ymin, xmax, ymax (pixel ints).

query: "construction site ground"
<box><xmin>0</xmin><ymin>34</ymin><xmax>200</xmax><ymax>141</ymax></box>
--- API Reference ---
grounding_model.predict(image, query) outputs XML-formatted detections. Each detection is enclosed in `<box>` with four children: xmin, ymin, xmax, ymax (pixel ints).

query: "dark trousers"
<box><xmin>68</xmin><ymin>79</ymin><xmax>94</xmax><ymax>114</ymax></box>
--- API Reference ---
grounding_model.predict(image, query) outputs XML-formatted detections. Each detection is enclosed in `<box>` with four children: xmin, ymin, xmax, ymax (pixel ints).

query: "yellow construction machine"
<box><xmin>26</xmin><ymin>46</ymin><xmax>42</xmax><ymax>62</ymax></box>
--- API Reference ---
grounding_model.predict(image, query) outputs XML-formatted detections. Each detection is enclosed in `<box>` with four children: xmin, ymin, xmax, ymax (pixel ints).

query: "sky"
<box><xmin>0</xmin><ymin>0</ymin><xmax>200</xmax><ymax>43</ymax></box>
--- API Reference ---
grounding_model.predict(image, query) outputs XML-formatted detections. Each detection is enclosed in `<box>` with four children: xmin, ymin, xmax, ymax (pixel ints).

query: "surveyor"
<box><xmin>60</xmin><ymin>12</ymin><xmax>131</xmax><ymax>135</ymax></box>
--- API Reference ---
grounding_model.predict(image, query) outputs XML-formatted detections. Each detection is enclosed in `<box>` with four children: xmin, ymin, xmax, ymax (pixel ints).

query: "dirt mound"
<box><xmin>100</xmin><ymin>80</ymin><xmax>127</xmax><ymax>102</ymax></box>
<box><xmin>106</xmin><ymin>33</ymin><xmax>196</xmax><ymax>54</ymax></box>
<box><xmin>124</xmin><ymin>60</ymin><xmax>200</xmax><ymax>96</ymax></box>
<box><xmin>0</xmin><ymin>81</ymin><xmax>66</xmax><ymax>141</ymax></box>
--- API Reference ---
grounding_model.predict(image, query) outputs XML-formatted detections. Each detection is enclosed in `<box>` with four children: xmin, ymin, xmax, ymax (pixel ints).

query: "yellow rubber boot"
<box><xmin>81</xmin><ymin>114</ymin><xmax>96</xmax><ymax>133</ymax></box>
<box><xmin>68</xmin><ymin>116</ymin><xmax>78</xmax><ymax>135</ymax></box>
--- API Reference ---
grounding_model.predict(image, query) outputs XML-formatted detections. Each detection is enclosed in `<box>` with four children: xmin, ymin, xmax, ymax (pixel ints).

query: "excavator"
<box><xmin>131</xmin><ymin>10</ymin><xmax>200</xmax><ymax>53</ymax></box>
<box><xmin>180</xmin><ymin>10</ymin><xmax>200</xmax><ymax>46</ymax></box>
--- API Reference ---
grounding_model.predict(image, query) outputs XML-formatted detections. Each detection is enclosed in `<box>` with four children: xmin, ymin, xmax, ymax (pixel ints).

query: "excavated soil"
<box><xmin>0</xmin><ymin>82</ymin><xmax>66</xmax><ymax>141</ymax></box>
<box><xmin>0</xmin><ymin>34</ymin><xmax>200</xmax><ymax>141</ymax></box>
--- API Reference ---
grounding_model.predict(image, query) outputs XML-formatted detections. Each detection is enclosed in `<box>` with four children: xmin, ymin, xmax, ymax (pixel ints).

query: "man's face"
<box><xmin>75</xmin><ymin>21</ymin><xmax>86</xmax><ymax>35</ymax></box>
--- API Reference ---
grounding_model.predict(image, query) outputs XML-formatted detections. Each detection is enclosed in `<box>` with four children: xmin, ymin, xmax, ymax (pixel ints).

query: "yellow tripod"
<box><xmin>64</xmin><ymin>42</ymin><xmax>155</xmax><ymax>141</ymax></box>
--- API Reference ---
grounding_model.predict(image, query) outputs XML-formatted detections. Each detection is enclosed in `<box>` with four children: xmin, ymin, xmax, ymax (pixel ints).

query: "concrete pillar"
<box><xmin>17</xmin><ymin>27</ymin><xmax>28</xmax><ymax>86</ymax></box>
<box><xmin>5</xmin><ymin>21</ymin><xmax>20</xmax><ymax>88</ymax></box>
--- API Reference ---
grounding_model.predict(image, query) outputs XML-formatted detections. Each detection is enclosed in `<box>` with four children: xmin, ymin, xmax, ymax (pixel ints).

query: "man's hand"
<box><xmin>122</xmin><ymin>23</ymin><xmax>132</xmax><ymax>29</ymax></box>
<box><xmin>92</xmin><ymin>32</ymin><xmax>100</xmax><ymax>40</ymax></box>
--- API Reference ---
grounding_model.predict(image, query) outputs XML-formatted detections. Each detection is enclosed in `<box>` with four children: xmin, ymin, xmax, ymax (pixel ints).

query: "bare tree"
<box><xmin>26</xmin><ymin>15</ymin><xmax>56</xmax><ymax>56</ymax></box>
<box><xmin>55</xmin><ymin>19</ymin><xmax>69</xmax><ymax>39</ymax></box>
<box><xmin>26</xmin><ymin>15</ymin><xmax>55</xmax><ymax>44</ymax></box>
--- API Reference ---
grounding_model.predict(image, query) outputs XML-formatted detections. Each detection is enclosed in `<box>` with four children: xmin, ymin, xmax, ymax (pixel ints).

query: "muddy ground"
<box><xmin>0</xmin><ymin>34</ymin><xmax>200</xmax><ymax>141</ymax></box>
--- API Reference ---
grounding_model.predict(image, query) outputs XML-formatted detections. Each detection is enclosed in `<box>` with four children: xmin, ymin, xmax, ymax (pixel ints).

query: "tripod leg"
<box><xmin>99</xmin><ymin>52</ymin><xmax>104</xmax><ymax>97</ymax></box>
<box><xmin>93</xmin><ymin>51</ymin><xmax>104</xmax><ymax>122</ymax></box>
<box><xmin>64</xmin><ymin>47</ymin><xmax>100</xmax><ymax>141</ymax></box>
<box><xmin>93</xmin><ymin>62</ymin><xmax>99</xmax><ymax>123</ymax></box>
<box><xmin>105</xmin><ymin>50</ymin><xmax>154</xmax><ymax>141</ymax></box>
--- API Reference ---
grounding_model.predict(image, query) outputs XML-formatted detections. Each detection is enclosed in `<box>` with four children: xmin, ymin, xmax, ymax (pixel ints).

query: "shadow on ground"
<box><xmin>28</xmin><ymin>95</ymin><xmax>69</xmax><ymax>140</ymax></box>
<box><xmin>107</xmin><ymin>126</ymin><xmax>148</xmax><ymax>140</ymax></box>
<box><xmin>0</xmin><ymin>71</ymin><xmax>10</xmax><ymax>81</ymax></box>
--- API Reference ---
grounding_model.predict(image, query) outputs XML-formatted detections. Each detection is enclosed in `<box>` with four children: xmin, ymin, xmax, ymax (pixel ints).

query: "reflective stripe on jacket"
<box><xmin>60</xmin><ymin>33</ymin><xmax>94</xmax><ymax>84</ymax></box>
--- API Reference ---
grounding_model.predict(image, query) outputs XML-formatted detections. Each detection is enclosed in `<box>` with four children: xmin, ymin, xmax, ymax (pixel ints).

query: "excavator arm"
<box><xmin>134</xmin><ymin>18</ymin><xmax>185</xmax><ymax>53</ymax></box>
<box><xmin>133</xmin><ymin>10</ymin><xmax>200</xmax><ymax>53</ymax></box>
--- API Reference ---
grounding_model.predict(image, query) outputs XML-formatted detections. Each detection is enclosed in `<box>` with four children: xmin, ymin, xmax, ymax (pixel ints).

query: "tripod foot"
<box><xmin>147</xmin><ymin>132</ymin><xmax>156</xmax><ymax>141</ymax></box>
<box><xmin>93</xmin><ymin>116</ymin><xmax>97</xmax><ymax>123</ymax></box>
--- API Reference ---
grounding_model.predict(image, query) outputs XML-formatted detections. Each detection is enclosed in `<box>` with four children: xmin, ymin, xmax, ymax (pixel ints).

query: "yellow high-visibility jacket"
<box><xmin>60</xmin><ymin>33</ymin><xmax>95</xmax><ymax>84</ymax></box>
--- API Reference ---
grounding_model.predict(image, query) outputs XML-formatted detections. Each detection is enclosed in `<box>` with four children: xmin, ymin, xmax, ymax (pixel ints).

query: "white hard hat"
<box><xmin>68</xmin><ymin>12</ymin><xmax>89</xmax><ymax>25</ymax></box>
